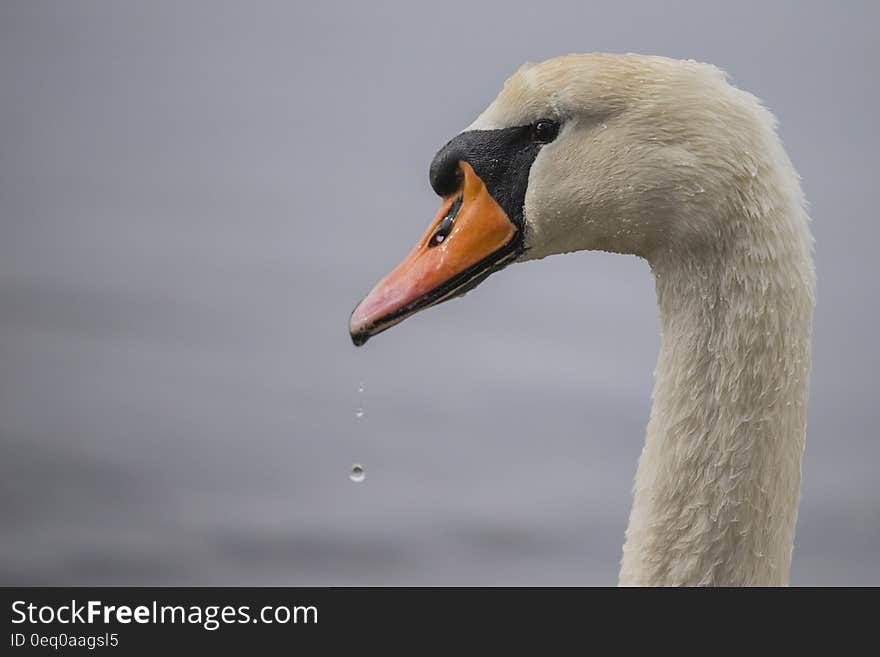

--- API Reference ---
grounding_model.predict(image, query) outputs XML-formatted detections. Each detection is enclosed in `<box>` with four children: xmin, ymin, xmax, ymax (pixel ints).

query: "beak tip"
<box><xmin>349</xmin><ymin>301</ymin><xmax>371</xmax><ymax>347</ymax></box>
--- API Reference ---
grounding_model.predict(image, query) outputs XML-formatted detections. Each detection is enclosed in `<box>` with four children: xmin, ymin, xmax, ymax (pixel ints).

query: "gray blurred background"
<box><xmin>1</xmin><ymin>0</ymin><xmax>877</xmax><ymax>585</ymax></box>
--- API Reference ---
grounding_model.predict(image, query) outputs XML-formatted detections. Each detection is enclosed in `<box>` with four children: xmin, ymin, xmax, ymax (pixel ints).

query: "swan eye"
<box><xmin>428</xmin><ymin>195</ymin><xmax>462</xmax><ymax>247</ymax></box>
<box><xmin>532</xmin><ymin>119</ymin><xmax>560</xmax><ymax>143</ymax></box>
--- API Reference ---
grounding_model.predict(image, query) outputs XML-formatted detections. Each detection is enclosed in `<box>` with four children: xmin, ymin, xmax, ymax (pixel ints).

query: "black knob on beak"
<box><xmin>429</xmin><ymin>139</ymin><xmax>465</xmax><ymax>196</ymax></box>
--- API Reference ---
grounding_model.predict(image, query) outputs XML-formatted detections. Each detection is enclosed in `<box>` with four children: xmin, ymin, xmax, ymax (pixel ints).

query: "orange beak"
<box><xmin>350</xmin><ymin>161</ymin><xmax>519</xmax><ymax>345</ymax></box>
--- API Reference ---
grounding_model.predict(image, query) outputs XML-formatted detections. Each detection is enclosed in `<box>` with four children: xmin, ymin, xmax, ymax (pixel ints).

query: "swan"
<box><xmin>348</xmin><ymin>54</ymin><xmax>815</xmax><ymax>586</ymax></box>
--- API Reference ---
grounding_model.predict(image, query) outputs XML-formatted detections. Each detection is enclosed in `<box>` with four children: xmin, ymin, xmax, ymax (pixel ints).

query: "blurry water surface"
<box><xmin>1</xmin><ymin>1</ymin><xmax>878</xmax><ymax>585</ymax></box>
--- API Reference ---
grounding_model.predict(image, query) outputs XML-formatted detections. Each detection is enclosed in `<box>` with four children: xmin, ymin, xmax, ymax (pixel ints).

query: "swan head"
<box><xmin>350</xmin><ymin>53</ymin><xmax>769</xmax><ymax>345</ymax></box>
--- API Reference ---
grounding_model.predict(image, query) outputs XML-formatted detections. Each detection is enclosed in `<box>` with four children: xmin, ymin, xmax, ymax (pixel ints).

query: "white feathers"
<box><xmin>474</xmin><ymin>54</ymin><xmax>815</xmax><ymax>585</ymax></box>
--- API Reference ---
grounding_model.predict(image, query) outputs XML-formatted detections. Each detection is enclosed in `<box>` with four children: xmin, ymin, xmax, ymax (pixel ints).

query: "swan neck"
<box><xmin>619</xmin><ymin>200</ymin><xmax>814</xmax><ymax>586</ymax></box>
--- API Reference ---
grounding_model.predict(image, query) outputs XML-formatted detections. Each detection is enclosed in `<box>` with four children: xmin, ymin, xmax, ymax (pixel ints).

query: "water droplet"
<box><xmin>350</xmin><ymin>464</ymin><xmax>365</xmax><ymax>483</ymax></box>
<box><xmin>355</xmin><ymin>407</ymin><xmax>364</xmax><ymax>419</ymax></box>
<box><xmin>358</xmin><ymin>381</ymin><xmax>365</xmax><ymax>393</ymax></box>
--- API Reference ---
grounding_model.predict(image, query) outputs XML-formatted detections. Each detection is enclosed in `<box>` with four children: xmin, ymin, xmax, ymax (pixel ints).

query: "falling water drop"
<box><xmin>358</xmin><ymin>381</ymin><xmax>365</xmax><ymax>393</ymax></box>
<box><xmin>350</xmin><ymin>464</ymin><xmax>365</xmax><ymax>483</ymax></box>
<box><xmin>355</xmin><ymin>407</ymin><xmax>364</xmax><ymax>419</ymax></box>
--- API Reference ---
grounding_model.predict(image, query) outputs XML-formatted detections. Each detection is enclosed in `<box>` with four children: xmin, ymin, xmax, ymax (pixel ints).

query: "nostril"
<box><xmin>429</xmin><ymin>140</ymin><xmax>464</xmax><ymax>196</ymax></box>
<box><xmin>427</xmin><ymin>195</ymin><xmax>463</xmax><ymax>248</ymax></box>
